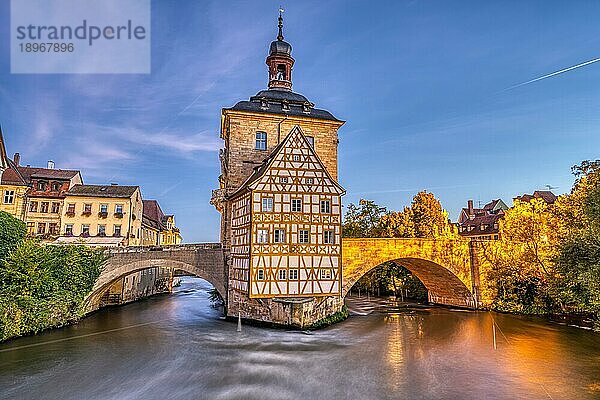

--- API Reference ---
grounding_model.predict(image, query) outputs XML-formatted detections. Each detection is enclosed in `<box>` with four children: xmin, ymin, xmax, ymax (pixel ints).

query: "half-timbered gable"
<box><xmin>229</xmin><ymin>125</ymin><xmax>345</xmax><ymax>298</ymax></box>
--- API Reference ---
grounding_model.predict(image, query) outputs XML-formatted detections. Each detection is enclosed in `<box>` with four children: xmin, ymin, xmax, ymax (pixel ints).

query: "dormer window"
<box><xmin>260</xmin><ymin>99</ymin><xmax>268</xmax><ymax>109</ymax></box>
<box><xmin>281</xmin><ymin>99</ymin><xmax>290</xmax><ymax>111</ymax></box>
<box><xmin>37</xmin><ymin>181</ymin><xmax>47</xmax><ymax>191</ymax></box>
<box><xmin>302</xmin><ymin>102</ymin><xmax>311</xmax><ymax>113</ymax></box>
<box><xmin>52</xmin><ymin>182</ymin><xmax>61</xmax><ymax>191</ymax></box>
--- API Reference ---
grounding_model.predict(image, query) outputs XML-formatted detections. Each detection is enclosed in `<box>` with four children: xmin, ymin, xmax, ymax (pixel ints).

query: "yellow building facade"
<box><xmin>0</xmin><ymin>164</ymin><xmax>28</xmax><ymax>220</ymax></box>
<box><xmin>58</xmin><ymin>185</ymin><xmax>143</xmax><ymax>247</ymax></box>
<box><xmin>141</xmin><ymin>200</ymin><xmax>183</xmax><ymax>246</ymax></box>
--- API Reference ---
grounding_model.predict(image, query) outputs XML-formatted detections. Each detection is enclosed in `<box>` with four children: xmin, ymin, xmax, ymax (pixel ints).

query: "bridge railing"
<box><xmin>105</xmin><ymin>243</ymin><xmax>222</xmax><ymax>254</ymax></box>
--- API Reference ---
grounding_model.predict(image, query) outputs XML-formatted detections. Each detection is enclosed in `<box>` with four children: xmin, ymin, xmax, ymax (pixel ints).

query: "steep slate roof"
<box><xmin>17</xmin><ymin>166</ymin><xmax>80</xmax><ymax>181</ymax></box>
<box><xmin>226</xmin><ymin>88</ymin><xmax>341</xmax><ymax>122</ymax></box>
<box><xmin>229</xmin><ymin>125</ymin><xmax>345</xmax><ymax>199</ymax></box>
<box><xmin>142</xmin><ymin>200</ymin><xmax>165</xmax><ymax>230</ymax></box>
<box><xmin>67</xmin><ymin>184</ymin><xmax>139</xmax><ymax>198</ymax></box>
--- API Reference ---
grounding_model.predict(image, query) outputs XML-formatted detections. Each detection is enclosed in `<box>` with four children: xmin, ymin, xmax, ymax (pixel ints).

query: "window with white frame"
<box><xmin>306</xmin><ymin>177</ymin><xmax>314</xmax><ymax>184</ymax></box>
<box><xmin>257</xmin><ymin>229</ymin><xmax>269</xmax><ymax>243</ymax></box>
<box><xmin>274</xmin><ymin>229</ymin><xmax>286</xmax><ymax>243</ymax></box>
<box><xmin>299</xmin><ymin>229</ymin><xmax>309</xmax><ymax>244</ymax></box>
<box><xmin>261</xmin><ymin>197</ymin><xmax>273</xmax><ymax>212</ymax></box>
<box><xmin>320</xmin><ymin>200</ymin><xmax>331</xmax><ymax>213</ymax></box>
<box><xmin>257</xmin><ymin>269</ymin><xmax>265</xmax><ymax>280</ymax></box>
<box><xmin>115</xmin><ymin>204</ymin><xmax>123</xmax><ymax>214</ymax></box>
<box><xmin>81</xmin><ymin>224</ymin><xmax>90</xmax><ymax>235</ymax></box>
<box><xmin>279</xmin><ymin>269</ymin><xmax>287</xmax><ymax>280</ymax></box>
<box><xmin>98</xmin><ymin>225</ymin><xmax>106</xmax><ymax>236</ymax></box>
<box><xmin>291</xmin><ymin>198</ymin><xmax>302</xmax><ymax>212</ymax></box>
<box><xmin>280</xmin><ymin>176</ymin><xmax>288</xmax><ymax>183</ymax></box>
<box><xmin>324</xmin><ymin>230</ymin><xmax>335</xmax><ymax>244</ymax></box>
<box><xmin>289</xmin><ymin>269</ymin><xmax>298</xmax><ymax>280</ymax></box>
<box><xmin>255</xmin><ymin>131</ymin><xmax>267</xmax><ymax>150</ymax></box>
<box><xmin>293</xmin><ymin>154</ymin><xmax>301</xmax><ymax>162</ymax></box>
<box><xmin>100</xmin><ymin>204</ymin><xmax>108</xmax><ymax>213</ymax></box>
<box><xmin>3</xmin><ymin>190</ymin><xmax>14</xmax><ymax>204</ymax></box>
<box><xmin>65</xmin><ymin>224</ymin><xmax>73</xmax><ymax>235</ymax></box>
<box><xmin>320</xmin><ymin>269</ymin><xmax>332</xmax><ymax>279</ymax></box>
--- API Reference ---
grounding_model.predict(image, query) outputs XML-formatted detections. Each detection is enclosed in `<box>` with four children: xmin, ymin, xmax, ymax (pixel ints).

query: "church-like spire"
<box><xmin>277</xmin><ymin>8</ymin><xmax>284</xmax><ymax>41</ymax></box>
<box><xmin>266</xmin><ymin>9</ymin><xmax>295</xmax><ymax>90</ymax></box>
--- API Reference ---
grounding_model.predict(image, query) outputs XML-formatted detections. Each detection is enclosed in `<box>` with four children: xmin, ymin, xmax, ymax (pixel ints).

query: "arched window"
<box><xmin>255</xmin><ymin>131</ymin><xmax>267</xmax><ymax>150</ymax></box>
<box><xmin>276</xmin><ymin>64</ymin><xmax>286</xmax><ymax>80</ymax></box>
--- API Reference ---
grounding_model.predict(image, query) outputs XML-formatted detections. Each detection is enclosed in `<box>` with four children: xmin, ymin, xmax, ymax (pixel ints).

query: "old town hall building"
<box><xmin>211</xmin><ymin>14</ymin><xmax>346</xmax><ymax>323</ymax></box>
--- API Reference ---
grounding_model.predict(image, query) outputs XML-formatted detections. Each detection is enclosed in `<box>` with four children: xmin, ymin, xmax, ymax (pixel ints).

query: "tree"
<box><xmin>411</xmin><ymin>191</ymin><xmax>448</xmax><ymax>238</ymax></box>
<box><xmin>552</xmin><ymin>160</ymin><xmax>600</xmax><ymax>325</ymax></box>
<box><xmin>378</xmin><ymin>191</ymin><xmax>455</xmax><ymax>239</ymax></box>
<box><xmin>342</xmin><ymin>199</ymin><xmax>387</xmax><ymax>238</ymax></box>
<box><xmin>0</xmin><ymin>211</ymin><xmax>26</xmax><ymax>261</ymax></box>
<box><xmin>480</xmin><ymin>198</ymin><xmax>558</xmax><ymax>313</ymax></box>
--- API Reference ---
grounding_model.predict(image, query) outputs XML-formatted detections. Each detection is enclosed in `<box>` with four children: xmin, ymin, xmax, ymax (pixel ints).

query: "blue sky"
<box><xmin>1</xmin><ymin>0</ymin><xmax>600</xmax><ymax>242</ymax></box>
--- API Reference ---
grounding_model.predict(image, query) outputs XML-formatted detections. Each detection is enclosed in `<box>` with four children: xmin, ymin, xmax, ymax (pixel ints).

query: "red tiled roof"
<box><xmin>143</xmin><ymin>200</ymin><xmax>165</xmax><ymax>230</ymax></box>
<box><xmin>1</xmin><ymin>160</ymin><xmax>28</xmax><ymax>186</ymax></box>
<box><xmin>514</xmin><ymin>190</ymin><xmax>557</xmax><ymax>205</ymax></box>
<box><xmin>17</xmin><ymin>166</ymin><xmax>80</xmax><ymax>182</ymax></box>
<box><xmin>458</xmin><ymin>212</ymin><xmax>503</xmax><ymax>237</ymax></box>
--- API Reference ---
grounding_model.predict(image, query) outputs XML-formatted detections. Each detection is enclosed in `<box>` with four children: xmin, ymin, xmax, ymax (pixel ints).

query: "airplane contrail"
<box><xmin>505</xmin><ymin>57</ymin><xmax>600</xmax><ymax>90</ymax></box>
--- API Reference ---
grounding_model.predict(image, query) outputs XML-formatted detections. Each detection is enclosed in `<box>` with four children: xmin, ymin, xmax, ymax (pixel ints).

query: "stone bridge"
<box><xmin>84</xmin><ymin>243</ymin><xmax>225</xmax><ymax>312</ymax></box>
<box><xmin>86</xmin><ymin>238</ymin><xmax>484</xmax><ymax>314</ymax></box>
<box><xmin>342</xmin><ymin>238</ymin><xmax>483</xmax><ymax>308</ymax></box>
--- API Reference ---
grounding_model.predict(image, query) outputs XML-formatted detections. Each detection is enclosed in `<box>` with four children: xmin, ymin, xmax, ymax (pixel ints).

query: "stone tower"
<box><xmin>212</xmin><ymin>12</ymin><xmax>345</xmax><ymax>246</ymax></box>
<box><xmin>211</xmin><ymin>12</ymin><xmax>346</xmax><ymax>326</ymax></box>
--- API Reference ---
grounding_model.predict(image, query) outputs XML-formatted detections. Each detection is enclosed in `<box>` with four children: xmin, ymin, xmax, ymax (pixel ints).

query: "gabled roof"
<box><xmin>229</xmin><ymin>125</ymin><xmax>345</xmax><ymax>199</ymax></box>
<box><xmin>514</xmin><ymin>190</ymin><xmax>557</xmax><ymax>205</ymax></box>
<box><xmin>17</xmin><ymin>166</ymin><xmax>80</xmax><ymax>182</ymax></box>
<box><xmin>67</xmin><ymin>184</ymin><xmax>139</xmax><ymax>198</ymax></box>
<box><xmin>1</xmin><ymin>159</ymin><xmax>28</xmax><ymax>186</ymax></box>
<box><xmin>142</xmin><ymin>200</ymin><xmax>165</xmax><ymax>230</ymax></box>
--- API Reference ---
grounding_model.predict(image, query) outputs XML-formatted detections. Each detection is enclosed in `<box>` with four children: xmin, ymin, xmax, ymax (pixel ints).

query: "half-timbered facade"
<box><xmin>229</xmin><ymin>126</ymin><xmax>344</xmax><ymax>298</ymax></box>
<box><xmin>212</xmin><ymin>12</ymin><xmax>346</xmax><ymax>324</ymax></box>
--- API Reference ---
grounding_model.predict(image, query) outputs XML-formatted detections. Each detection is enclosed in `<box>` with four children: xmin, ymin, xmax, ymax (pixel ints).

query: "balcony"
<box><xmin>98</xmin><ymin>212</ymin><xmax>108</xmax><ymax>219</ymax></box>
<box><xmin>66</xmin><ymin>211</ymin><xmax>75</xmax><ymax>217</ymax></box>
<box><xmin>114</xmin><ymin>212</ymin><xmax>124</xmax><ymax>219</ymax></box>
<box><xmin>82</xmin><ymin>211</ymin><xmax>92</xmax><ymax>216</ymax></box>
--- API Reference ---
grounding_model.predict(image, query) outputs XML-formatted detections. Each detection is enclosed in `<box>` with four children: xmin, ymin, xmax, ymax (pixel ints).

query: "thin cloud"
<box><xmin>504</xmin><ymin>57</ymin><xmax>600</xmax><ymax>90</ymax></box>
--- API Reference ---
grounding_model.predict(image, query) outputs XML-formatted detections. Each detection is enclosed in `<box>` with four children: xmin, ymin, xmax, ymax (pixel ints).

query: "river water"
<box><xmin>1</xmin><ymin>278</ymin><xmax>599</xmax><ymax>400</ymax></box>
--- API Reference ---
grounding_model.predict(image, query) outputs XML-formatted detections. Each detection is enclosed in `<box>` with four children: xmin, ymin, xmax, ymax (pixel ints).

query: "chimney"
<box><xmin>467</xmin><ymin>200</ymin><xmax>474</xmax><ymax>219</ymax></box>
<box><xmin>47</xmin><ymin>160</ymin><xmax>55</xmax><ymax>169</ymax></box>
<box><xmin>13</xmin><ymin>153</ymin><xmax>20</xmax><ymax>166</ymax></box>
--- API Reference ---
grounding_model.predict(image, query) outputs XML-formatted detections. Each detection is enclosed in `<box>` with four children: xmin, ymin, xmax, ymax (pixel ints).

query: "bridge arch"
<box><xmin>341</xmin><ymin>238</ymin><xmax>479</xmax><ymax>308</ymax></box>
<box><xmin>84</xmin><ymin>245</ymin><xmax>225</xmax><ymax>313</ymax></box>
<box><xmin>343</xmin><ymin>257</ymin><xmax>475</xmax><ymax>307</ymax></box>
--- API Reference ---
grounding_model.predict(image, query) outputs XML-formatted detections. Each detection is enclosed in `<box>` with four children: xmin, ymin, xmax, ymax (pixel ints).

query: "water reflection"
<box><xmin>0</xmin><ymin>279</ymin><xmax>598</xmax><ymax>400</ymax></box>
